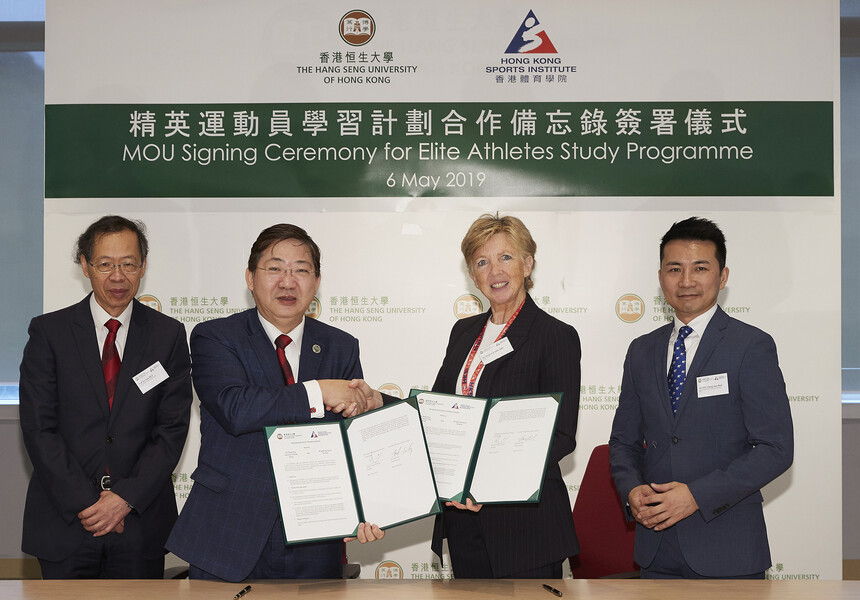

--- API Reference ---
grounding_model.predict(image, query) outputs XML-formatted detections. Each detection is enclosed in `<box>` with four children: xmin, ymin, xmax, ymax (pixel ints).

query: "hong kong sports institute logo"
<box><xmin>339</xmin><ymin>10</ymin><xmax>375</xmax><ymax>46</ymax></box>
<box><xmin>505</xmin><ymin>10</ymin><xmax>558</xmax><ymax>54</ymax></box>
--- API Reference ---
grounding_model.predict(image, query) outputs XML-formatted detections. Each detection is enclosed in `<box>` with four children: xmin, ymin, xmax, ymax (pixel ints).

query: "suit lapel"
<box><xmin>499</xmin><ymin>295</ymin><xmax>536</xmax><ymax>350</ymax></box>
<box><xmin>651</xmin><ymin>323</ymin><xmax>675</xmax><ymax>423</ymax></box>
<box><xmin>675</xmin><ymin>307</ymin><xmax>728</xmax><ymax>421</ymax></box>
<box><xmin>443</xmin><ymin>308</ymin><xmax>489</xmax><ymax>395</ymax></box>
<box><xmin>298</xmin><ymin>317</ymin><xmax>323</xmax><ymax>382</ymax></box>
<box><xmin>71</xmin><ymin>295</ymin><xmax>111</xmax><ymax>417</ymax></box>
<box><xmin>110</xmin><ymin>301</ymin><xmax>148</xmax><ymax>420</ymax></box>
<box><xmin>245</xmin><ymin>310</ymin><xmax>286</xmax><ymax>388</ymax></box>
<box><xmin>475</xmin><ymin>295</ymin><xmax>537</xmax><ymax>397</ymax></box>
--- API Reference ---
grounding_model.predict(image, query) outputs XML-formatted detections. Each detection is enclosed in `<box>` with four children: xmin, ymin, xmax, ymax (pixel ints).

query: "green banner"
<box><xmin>45</xmin><ymin>101</ymin><xmax>833</xmax><ymax>198</ymax></box>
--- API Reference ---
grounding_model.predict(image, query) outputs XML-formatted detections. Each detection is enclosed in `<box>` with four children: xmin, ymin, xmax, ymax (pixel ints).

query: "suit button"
<box><xmin>672</xmin><ymin>436</ymin><xmax>679</xmax><ymax>444</ymax></box>
<box><xmin>106</xmin><ymin>437</ymin><xmax>114</xmax><ymax>444</ymax></box>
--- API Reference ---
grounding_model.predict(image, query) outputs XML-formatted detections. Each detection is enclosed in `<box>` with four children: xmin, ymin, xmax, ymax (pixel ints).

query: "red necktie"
<box><xmin>275</xmin><ymin>334</ymin><xmax>295</xmax><ymax>385</ymax></box>
<box><xmin>103</xmin><ymin>319</ymin><xmax>121</xmax><ymax>410</ymax></box>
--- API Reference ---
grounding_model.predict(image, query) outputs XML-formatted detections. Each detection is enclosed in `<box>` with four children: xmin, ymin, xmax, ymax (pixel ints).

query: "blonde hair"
<box><xmin>460</xmin><ymin>213</ymin><xmax>537</xmax><ymax>291</ymax></box>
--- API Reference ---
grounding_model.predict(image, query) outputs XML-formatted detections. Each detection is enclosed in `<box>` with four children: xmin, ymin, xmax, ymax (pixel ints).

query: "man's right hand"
<box><xmin>319</xmin><ymin>380</ymin><xmax>368</xmax><ymax>417</ymax></box>
<box><xmin>348</xmin><ymin>379</ymin><xmax>384</xmax><ymax>411</ymax></box>
<box><xmin>628</xmin><ymin>482</ymin><xmax>699</xmax><ymax>530</ymax></box>
<box><xmin>78</xmin><ymin>491</ymin><xmax>131</xmax><ymax>537</ymax></box>
<box><xmin>628</xmin><ymin>484</ymin><xmax>658</xmax><ymax>527</ymax></box>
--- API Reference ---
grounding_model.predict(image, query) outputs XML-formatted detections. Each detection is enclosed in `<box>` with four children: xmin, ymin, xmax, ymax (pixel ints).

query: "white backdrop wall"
<box><xmin>44</xmin><ymin>0</ymin><xmax>840</xmax><ymax>580</ymax></box>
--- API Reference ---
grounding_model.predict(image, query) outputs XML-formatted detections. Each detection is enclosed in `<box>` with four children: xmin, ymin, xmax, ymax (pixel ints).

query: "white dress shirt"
<box><xmin>665</xmin><ymin>303</ymin><xmax>720</xmax><ymax>374</ymax></box>
<box><xmin>89</xmin><ymin>294</ymin><xmax>133</xmax><ymax>360</ymax></box>
<box><xmin>257</xmin><ymin>313</ymin><xmax>324</xmax><ymax>419</ymax></box>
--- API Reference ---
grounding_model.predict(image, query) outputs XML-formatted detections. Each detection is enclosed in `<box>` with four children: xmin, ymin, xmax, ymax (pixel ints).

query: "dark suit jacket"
<box><xmin>430</xmin><ymin>294</ymin><xmax>581</xmax><ymax>577</ymax></box>
<box><xmin>609</xmin><ymin>306</ymin><xmax>793</xmax><ymax>577</ymax></box>
<box><xmin>19</xmin><ymin>294</ymin><xmax>192</xmax><ymax>561</ymax></box>
<box><xmin>166</xmin><ymin>308</ymin><xmax>363</xmax><ymax>582</ymax></box>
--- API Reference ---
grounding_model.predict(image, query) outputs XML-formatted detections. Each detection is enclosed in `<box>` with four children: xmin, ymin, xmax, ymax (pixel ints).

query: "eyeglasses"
<box><xmin>257</xmin><ymin>266</ymin><xmax>316</xmax><ymax>280</ymax></box>
<box><xmin>89</xmin><ymin>261</ymin><xmax>142</xmax><ymax>275</ymax></box>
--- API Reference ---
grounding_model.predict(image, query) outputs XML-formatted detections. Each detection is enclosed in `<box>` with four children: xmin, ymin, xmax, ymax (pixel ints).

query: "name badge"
<box><xmin>133</xmin><ymin>361</ymin><xmax>169</xmax><ymax>394</ymax></box>
<box><xmin>696</xmin><ymin>373</ymin><xmax>729</xmax><ymax>398</ymax></box>
<box><xmin>479</xmin><ymin>337</ymin><xmax>514</xmax><ymax>364</ymax></box>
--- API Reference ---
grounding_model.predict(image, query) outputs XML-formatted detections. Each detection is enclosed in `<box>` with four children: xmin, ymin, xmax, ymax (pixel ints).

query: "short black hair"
<box><xmin>247</xmin><ymin>224</ymin><xmax>321</xmax><ymax>276</ymax></box>
<box><xmin>74</xmin><ymin>215</ymin><xmax>149</xmax><ymax>264</ymax></box>
<box><xmin>660</xmin><ymin>216</ymin><xmax>726</xmax><ymax>271</ymax></box>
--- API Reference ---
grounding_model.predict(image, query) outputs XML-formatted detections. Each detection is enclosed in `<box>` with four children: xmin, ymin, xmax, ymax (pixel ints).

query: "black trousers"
<box><xmin>446</xmin><ymin>511</ymin><xmax>563</xmax><ymax>579</ymax></box>
<box><xmin>38</xmin><ymin>533</ymin><xmax>164</xmax><ymax>579</ymax></box>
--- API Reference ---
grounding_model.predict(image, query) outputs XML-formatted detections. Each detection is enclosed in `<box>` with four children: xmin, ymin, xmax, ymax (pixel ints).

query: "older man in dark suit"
<box><xmin>20</xmin><ymin>215</ymin><xmax>192</xmax><ymax>579</ymax></box>
<box><xmin>166</xmin><ymin>224</ymin><xmax>383</xmax><ymax>582</ymax></box>
<box><xmin>609</xmin><ymin>216</ymin><xmax>793</xmax><ymax>579</ymax></box>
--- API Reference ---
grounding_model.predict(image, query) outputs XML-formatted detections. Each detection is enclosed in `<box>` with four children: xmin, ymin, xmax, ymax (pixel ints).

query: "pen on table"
<box><xmin>233</xmin><ymin>585</ymin><xmax>252</xmax><ymax>599</ymax></box>
<box><xmin>542</xmin><ymin>583</ymin><xmax>563</xmax><ymax>597</ymax></box>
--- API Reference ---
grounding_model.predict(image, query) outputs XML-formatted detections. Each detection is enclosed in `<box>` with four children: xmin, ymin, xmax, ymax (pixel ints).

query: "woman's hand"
<box><xmin>446</xmin><ymin>498</ymin><xmax>483</xmax><ymax>512</ymax></box>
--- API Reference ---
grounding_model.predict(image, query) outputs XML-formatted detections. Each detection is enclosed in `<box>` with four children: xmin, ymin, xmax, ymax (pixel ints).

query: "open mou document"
<box><xmin>265</xmin><ymin>398</ymin><xmax>440</xmax><ymax>544</ymax></box>
<box><xmin>345</xmin><ymin>400</ymin><xmax>440</xmax><ymax>528</ymax></box>
<box><xmin>265</xmin><ymin>421</ymin><xmax>359</xmax><ymax>544</ymax></box>
<box><xmin>414</xmin><ymin>391</ymin><xmax>562</xmax><ymax>504</ymax></box>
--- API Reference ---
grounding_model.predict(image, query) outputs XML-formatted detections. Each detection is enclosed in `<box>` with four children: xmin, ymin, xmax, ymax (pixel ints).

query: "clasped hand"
<box><xmin>319</xmin><ymin>379</ymin><xmax>383</xmax><ymax>418</ymax></box>
<box><xmin>78</xmin><ymin>490</ymin><xmax>131</xmax><ymax>536</ymax></box>
<box><xmin>628</xmin><ymin>482</ymin><xmax>698</xmax><ymax>530</ymax></box>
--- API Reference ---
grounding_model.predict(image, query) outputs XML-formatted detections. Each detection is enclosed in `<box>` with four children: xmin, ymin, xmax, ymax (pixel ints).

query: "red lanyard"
<box><xmin>460</xmin><ymin>299</ymin><xmax>525</xmax><ymax>396</ymax></box>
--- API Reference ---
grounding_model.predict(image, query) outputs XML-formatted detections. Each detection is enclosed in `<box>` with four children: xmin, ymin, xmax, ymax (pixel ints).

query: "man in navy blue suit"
<box><xmin>20</xmin><ymin>215</ymin><xmax>192</xmax><ymax>579</ymax></box>
<box><xmin>167</xmin><ymin>224</ymin><xmax>383</xmax><ymax>582</ymax></box>
<box><xmin>609</xmin><ymin>217</ymin><xmax>793</xmax><ymax>579</ymax></box>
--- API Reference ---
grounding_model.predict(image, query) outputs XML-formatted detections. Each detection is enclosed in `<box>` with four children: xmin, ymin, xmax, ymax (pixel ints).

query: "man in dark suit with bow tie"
<box><xmin>609</xmin><ymin>216</ymin><xmax>793</xmax><ymax>579</ymax></box>
<box><xmin>20</xmin><ymin>215</ymin><xmax>192</xmax><ymax>579</ymax></box>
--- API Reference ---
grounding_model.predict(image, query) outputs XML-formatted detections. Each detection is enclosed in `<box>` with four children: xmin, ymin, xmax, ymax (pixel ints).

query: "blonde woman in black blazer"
<box><xmin>429</xmin><ymin>214</ymin><xmax>581</xmax><ymax>579</ymax></box>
